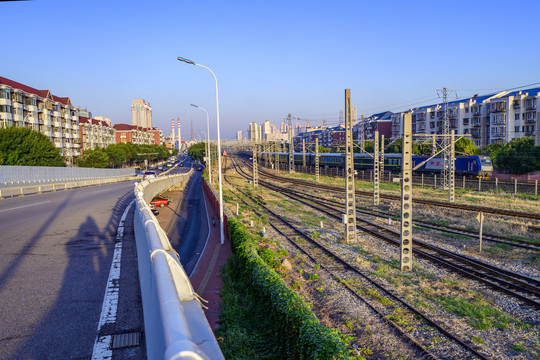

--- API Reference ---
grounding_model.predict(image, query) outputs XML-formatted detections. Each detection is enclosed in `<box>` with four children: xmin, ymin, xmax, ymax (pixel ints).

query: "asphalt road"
<box><xmin>167</xmin><ymin>172</ymin><xmax>210</xmax><ymax>277</ymax></box>
<box><xmin>0</xmin><ymin>180</ymin><xmax>145</xmax><ymax>359</ymax></box>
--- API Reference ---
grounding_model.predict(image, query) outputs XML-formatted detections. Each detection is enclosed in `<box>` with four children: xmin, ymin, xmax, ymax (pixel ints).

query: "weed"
<box><xmin>311</xmin><ymin>232</ymin><xmax>321</xmax><ymax>239</ymax></box>
<box><xmin>471</xmin><ymin>336</ymin><xmax>486</xmax><ymax>344</ymax></box>
<box><xmin>436</xmin><ymin>295</ymin><xmax>514</xmax><ymax>330</ymax></box>
<box><xmin>510</xmin><ymin>342</ymin><xmax>526</xmax><ymax>352</ymax></box>
<box><xmin>291</xmin><ymin>280</ymin><xmax>301</xmax><ymax>289</ymax></box>
<box><xmin>309</xmin><ymin>273</ymin><xmax>320</xmax><ymax>281</ymax></box>
<box><xmin>316</xmin><ymin>287</ymin><xmax>324</xmax><ymax>293</ymax></box>
<box><xmin>314</xmin><ymin>263</ymin><xmax>321</xmax><ymax>270</ymax></box>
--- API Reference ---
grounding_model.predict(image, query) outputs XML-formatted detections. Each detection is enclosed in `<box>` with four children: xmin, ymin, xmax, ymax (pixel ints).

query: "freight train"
<box><xmin>254</xmin><ymin>152</ymin><xmax>493</xmax><ymax>178</ymax></box>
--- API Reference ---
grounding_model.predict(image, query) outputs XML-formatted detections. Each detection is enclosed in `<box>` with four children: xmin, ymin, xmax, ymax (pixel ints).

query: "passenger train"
<box><xmin>254</xmin><ymin>152</ymin><xmax>493</xmax><ymax>178</ymax></box>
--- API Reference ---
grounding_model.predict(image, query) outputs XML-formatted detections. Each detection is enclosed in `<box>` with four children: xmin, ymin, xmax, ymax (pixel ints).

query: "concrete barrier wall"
<box><xmin>133</xmin><ymin>170</ymin><xmax>224</xmax><ymax>360</ymax></box>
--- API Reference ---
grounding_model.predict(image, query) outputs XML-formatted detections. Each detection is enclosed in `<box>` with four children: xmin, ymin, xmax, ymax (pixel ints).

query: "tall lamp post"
<box><xmin>191</xmin><ymin>104</ymin><xmax>212</xmax><ymax>185</ymax></box>
<box><xmin>178</xmin><ymin>56</ymin><xmax>225</xmax><ymax>244</ymax></box>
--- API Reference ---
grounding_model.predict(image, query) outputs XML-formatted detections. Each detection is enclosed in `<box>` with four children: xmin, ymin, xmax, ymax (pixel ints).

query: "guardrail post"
<box><xmin>478</xmin><ymin>177</ymin><xmax>481</xmax><ymax>192</ymax></box>
<box><xmin>536</xmin><ymin>180</ymin><xmax>538</xmax><ymax>196</ymax></box>
<box><xmin>495</xmin><ymin>177</ymin><xmax>498</xmax><ymax>192</ymax></box>
<box><xmin>514</xmin><ymin>179</ymin><xmax>517</xmax><ymax>194</ymax></box>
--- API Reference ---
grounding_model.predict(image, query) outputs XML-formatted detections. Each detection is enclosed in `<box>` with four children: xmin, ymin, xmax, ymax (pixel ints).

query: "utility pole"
<box><xmin>252</xmin><ymin>140</ymin><xmax>258</xmax><ymax>188</ymax></box>
<box><xmin>302</xmin><ymin>139</ymin><xmax>306</xmax><ymax>171</ymax></box>
<box><xmin>315</xmin><ymin>137</ymin><xmax>319</xmax><ymax>183</ymax></box>
<box><xmin>373</xmin><ymin>130</ymin><xmax>380</xmax><ymax>205</ymax></box>
<box><xmin>288</xmin><ymin>113</ymin><xmax>294</xmax><ymax>173</ymax></box>
<box><xmin>360</xmin><ymin>115</ymin><xmax>365</xmax><ymax>153</ymax></box>
<box><xmin>400</xmin><ymin>112</ymin><xmax>413</xmax><ymax>271</ymax></box>
<box><xmin>344</xmin><ymin>89</ymin><xmax>357</xmax><ymax>244</ymax></box>
<box><xmin>380</xmin><ymin>134</ymin><xmax>385</xmax><ymax>180</ymax></box>
<box><xmin>437</xmin><ymin>87</ymin><xmax>456</xmax><ymax>191</ymax></box>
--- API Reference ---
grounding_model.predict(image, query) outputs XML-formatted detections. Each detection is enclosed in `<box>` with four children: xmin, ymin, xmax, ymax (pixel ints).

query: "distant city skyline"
<box><xmin>2</xmin><ymin>0</ymin><xmax>539</xmax><ymax>140</ymax></box>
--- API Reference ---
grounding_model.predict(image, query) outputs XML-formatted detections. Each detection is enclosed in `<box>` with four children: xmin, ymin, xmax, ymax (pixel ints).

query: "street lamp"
<box><xmin>191</xmin><ymin>104</ymin><xmax>212</xmax><ymax>185</ymax></box>
<box><xmin>178</xmin><ymin>56</ymin><xmax>225</xmax><ymax>244</ymax></box>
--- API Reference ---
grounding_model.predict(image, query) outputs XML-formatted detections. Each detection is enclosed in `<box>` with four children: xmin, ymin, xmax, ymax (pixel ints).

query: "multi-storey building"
<box><xmin>389</xmin><ymin>88</ymin><xmax>540</xmax><ymax>147</ymax></box>
<box><xmin>0</xmin><ymin>76</ymin><xmax>81</xmax><ymax>163</ymax></box>
<box><xmin>131</xmin><ymin>99</ymin><xmax>152</xmax><ymax>129</ymax></box>
<box><xmin>79</xmin><ymin>116</ymin><xmax>115</xmax><ymax>155</ymax></box>
<box><xmin>113</xmin><ymin>124</ymin><xmax>154</xmax><ymax>145</ymax></box>
<box><xmin>247</xmin><ymin>122</ymin><xmax>260</xmax><ymax>142</ymax></box>
<box><xmin>148</xmin><ymin>128</ymin><xmax>164</xmax><ymax>145</ymax></box>
<box><xmin>354</xmin><ymin>111</ymin><xmax>393</xmax><ymax>140</ymax></box>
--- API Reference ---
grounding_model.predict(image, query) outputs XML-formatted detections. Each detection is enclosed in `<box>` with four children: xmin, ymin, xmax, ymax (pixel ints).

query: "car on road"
<box><xmin>151</xmin><ymin>196</ymin><xmax>171</xmax><ymax>207</ymax></box>
<box><xmin>149</xmin><ymin>203</ymin><xmax>159</xmax><ymax>215</ymax></box>
<box><xmin>142</xmin><ymin>170</ymin><xmax>157</xmax><ymax>180</ymax></box>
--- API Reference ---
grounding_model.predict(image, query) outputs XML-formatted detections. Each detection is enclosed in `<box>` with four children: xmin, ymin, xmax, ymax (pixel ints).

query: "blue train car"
<box><xmin>412</xmin><ymin>155</ymin><xmax>492</xmax><ymax>178</ymax></box>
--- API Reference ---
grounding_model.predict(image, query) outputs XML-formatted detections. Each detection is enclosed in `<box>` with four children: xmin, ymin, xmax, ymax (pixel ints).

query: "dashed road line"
<box><xmin>91</xmin><ymin>200</ymin><xmax>134</xmax><ymax>360</ymax></box>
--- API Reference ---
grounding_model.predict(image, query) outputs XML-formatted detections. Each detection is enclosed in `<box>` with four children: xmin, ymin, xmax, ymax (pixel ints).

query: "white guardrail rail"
<box><xmin>133</xmin><ymin>170</ymin><xmax>224</xmax><ymax>360</ymax></box>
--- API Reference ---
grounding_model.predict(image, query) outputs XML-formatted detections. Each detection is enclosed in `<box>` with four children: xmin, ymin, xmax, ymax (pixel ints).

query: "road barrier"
<box><xmin>133</xmin><ymin>170</ymin><xmax>224</xmax><ymax>360</ymax></box>
<box><xmin>0</xmin><ymin>176</ymin><xmax>136</xmax><ymax>198</ymax></box>
<box><xmin>0</xmin><ymin>165</ymin><xmax>134</xmax><ymax>188</ymax></box>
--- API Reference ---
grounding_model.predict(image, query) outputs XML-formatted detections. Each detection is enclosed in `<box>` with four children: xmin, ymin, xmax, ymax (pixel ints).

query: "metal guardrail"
<box><xmin>0</xmin><ymin>165</ymin><xmax>135</xmax><ymax>188</ymax></box>
<box><xmin>133</xmin><ymin>170</ymin><xmax>224</xmax><ymax>360</ymax></box>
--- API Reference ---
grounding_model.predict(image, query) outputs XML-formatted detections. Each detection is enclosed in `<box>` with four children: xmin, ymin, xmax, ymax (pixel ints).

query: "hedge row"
<box><xmin>226</xmin><ymin>218</ymin><xmax>351</xmax><ymax>359</ymax></box>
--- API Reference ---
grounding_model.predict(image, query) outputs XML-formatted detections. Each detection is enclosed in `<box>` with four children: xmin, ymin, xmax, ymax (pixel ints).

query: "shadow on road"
<box><xmin>10</xmin><ymin>190</ymin><xmax>135</xmax><ymax>359</ymax></box>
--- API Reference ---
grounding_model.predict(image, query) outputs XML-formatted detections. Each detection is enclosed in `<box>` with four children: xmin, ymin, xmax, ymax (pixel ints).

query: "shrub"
<box><xmin>220</xmin><ymin>218</ymin><xmax>352</xmax><ymax>359</ymax></box>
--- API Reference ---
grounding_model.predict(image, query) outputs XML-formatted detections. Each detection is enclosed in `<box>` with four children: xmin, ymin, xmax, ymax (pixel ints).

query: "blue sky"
<box><xmin>2</xmin><ymin>0</ymin><xmax>539</xmax><ymax>140</ymax></box>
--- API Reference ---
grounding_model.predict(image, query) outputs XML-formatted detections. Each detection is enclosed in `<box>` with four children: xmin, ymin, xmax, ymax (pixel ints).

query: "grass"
<box><xmin>440</xmin><ymin>232</ymin><xmax>472</xmax><ymax>240</ymax></box>
<box><xmin>435</xmin><ymin>295</ymin><xmax>514</xmax><ymax>330</ymax></box>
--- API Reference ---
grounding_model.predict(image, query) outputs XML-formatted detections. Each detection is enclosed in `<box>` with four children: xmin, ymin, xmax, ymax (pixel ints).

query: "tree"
<box><xmin>78</xmin><ymin>148</ymin><xmax>109</xmax><ymax>168</ymax></box>
<box><xmin>105</xmin><ymin>144</ymin><xmax>127</xmax><ymax>168</ymax></box>
<box><xmin>490</xmin><ymin>137</ymin><xmax>540</xmax><ymax>174</ymax></box>
<box><xmin>188</xmin><ymin>142</ymin><xmax>206</xmax><ymax>162</ymax></box>
<box><xmin>455</xmin><ymin>137</ymin><xmax>476</xmax><ymax>155</ymax></box>
<box><xmin>0</xmin><ymin>127</ymin><xmax>65</xmax><ymax>166</ymax></box>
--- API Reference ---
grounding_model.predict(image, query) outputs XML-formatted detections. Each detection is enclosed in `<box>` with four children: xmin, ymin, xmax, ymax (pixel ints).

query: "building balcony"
<box><xmin>526</xmin><ymin>117</ymin><xmax>537</xmax><ymax>123</ymax></box>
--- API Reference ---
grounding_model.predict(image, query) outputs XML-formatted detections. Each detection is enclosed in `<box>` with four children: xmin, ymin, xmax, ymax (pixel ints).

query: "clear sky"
<box><xmin>2</xmin><ymin>0</ymin><xmax>539</xmax><ymax>140</ymax></box>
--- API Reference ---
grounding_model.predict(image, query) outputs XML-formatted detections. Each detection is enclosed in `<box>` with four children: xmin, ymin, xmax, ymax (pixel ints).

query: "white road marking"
<box><xmin>91</xmin><ymin>200</ymin><xmax>134</xmax><ymax>360</ymax></box>
<box><xmin>0</xmin><ymin>201</ymin><xmax>51</xmax><ymax>213</ymax></box>
<box><xmin>93</xmin><ymin>189</ymin><xmax>114</xmax><ymax>194</ymax></box>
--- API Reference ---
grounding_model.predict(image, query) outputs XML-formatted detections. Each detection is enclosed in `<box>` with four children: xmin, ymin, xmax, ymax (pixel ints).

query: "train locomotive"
<box><xmin>257</xmin><ymin>152</ymin><xmax>493</xmax><ymax>178</ymax></box>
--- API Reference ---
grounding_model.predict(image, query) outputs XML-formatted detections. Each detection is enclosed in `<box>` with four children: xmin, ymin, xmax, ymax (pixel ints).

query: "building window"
<box><xmin>515</xmin><ymin>113</ymin><xmax>520</xmax><ymax>121</ymax></box>
<box><xmin>0</xmin><ymin>89</ymin><xmax>11</xmax><ymax>100</ymax></box>
<box><xmin>515</xmin><ymin>126</ymin><xmax>520</xmax><ymax>133</ymax></box>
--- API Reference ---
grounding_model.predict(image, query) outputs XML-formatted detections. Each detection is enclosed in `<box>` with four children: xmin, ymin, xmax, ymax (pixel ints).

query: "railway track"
<box><xmin>226</xmin><ymin>163</ymin><xmax>492</xmax><ymax>360</ymax></box>
<box><xmin>231</xmin><ymin>156</ymin><xmax>540</xmax><ymax>311</ymax></box>
<box><xmin>237</xmin><ymin>155</ymin><xmax>540</xmax><ymax>221</ymax></box>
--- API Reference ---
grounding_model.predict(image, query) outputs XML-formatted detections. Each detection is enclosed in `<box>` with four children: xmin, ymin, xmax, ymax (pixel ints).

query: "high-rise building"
<box><xmin>131</xmin><ymin>99</ymin><xmax>152</xmax><ymax>129</ymax></box>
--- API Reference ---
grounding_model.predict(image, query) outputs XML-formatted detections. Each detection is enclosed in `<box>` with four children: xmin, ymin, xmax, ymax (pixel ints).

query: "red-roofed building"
<box><xmin>113</xmin><ymin>124</ymin><xmax>154</xmax><ymax>145</ymax></box>
<box><xmin>79</xmin><ymin>116</ymin><xmax>116</xmax><ymax>156</ymax></box>
<box><xmin>0</xmin><ymin>76</ymin><xmax>81</xmax><ymax>162</ymax></box>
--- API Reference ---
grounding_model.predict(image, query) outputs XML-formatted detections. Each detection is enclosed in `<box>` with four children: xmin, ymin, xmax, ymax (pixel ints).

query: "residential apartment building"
<box><xmin>148</xmin><ymin>128</ymin><xmax>165</xmax><ymax>145</ymax></box>
<box><xmin>247</xmin><ymin>122</ymin><xmax>260</xmax><ymax>142</ymax></box>
<box><xmin>79</xmin><ymin>116</ymin><xmax>115</xmax><ymax>155</ymax></box>
<box><xmin>114</xmin><ymin>124</ymin><xmax>154</xmax><ymax>145</ymax></box>
<box><xmin>0</xmin><ymin>76</ymin><xmax>81</xmax><ymax>162</ymax></box>
<box><xmin>354</xmin><ymin>111</ymin><xmax>393</xmax><ymax>140</ymax></box>
<box><xmin>389</xmin><ymin>88</ymin><xmax>540</xmax><ymax>147</ymax></box>
<box><xmin>131</xmin><ymin>99</ymin><xmax>152</xmax><ymax>129</ymax></box>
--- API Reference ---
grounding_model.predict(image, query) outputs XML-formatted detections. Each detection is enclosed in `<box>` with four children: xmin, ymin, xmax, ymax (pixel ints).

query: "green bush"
<box><xmin>218</xmin><ymin>218</ymin><xmax>351</xmax><ymax>359</ymax></box>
